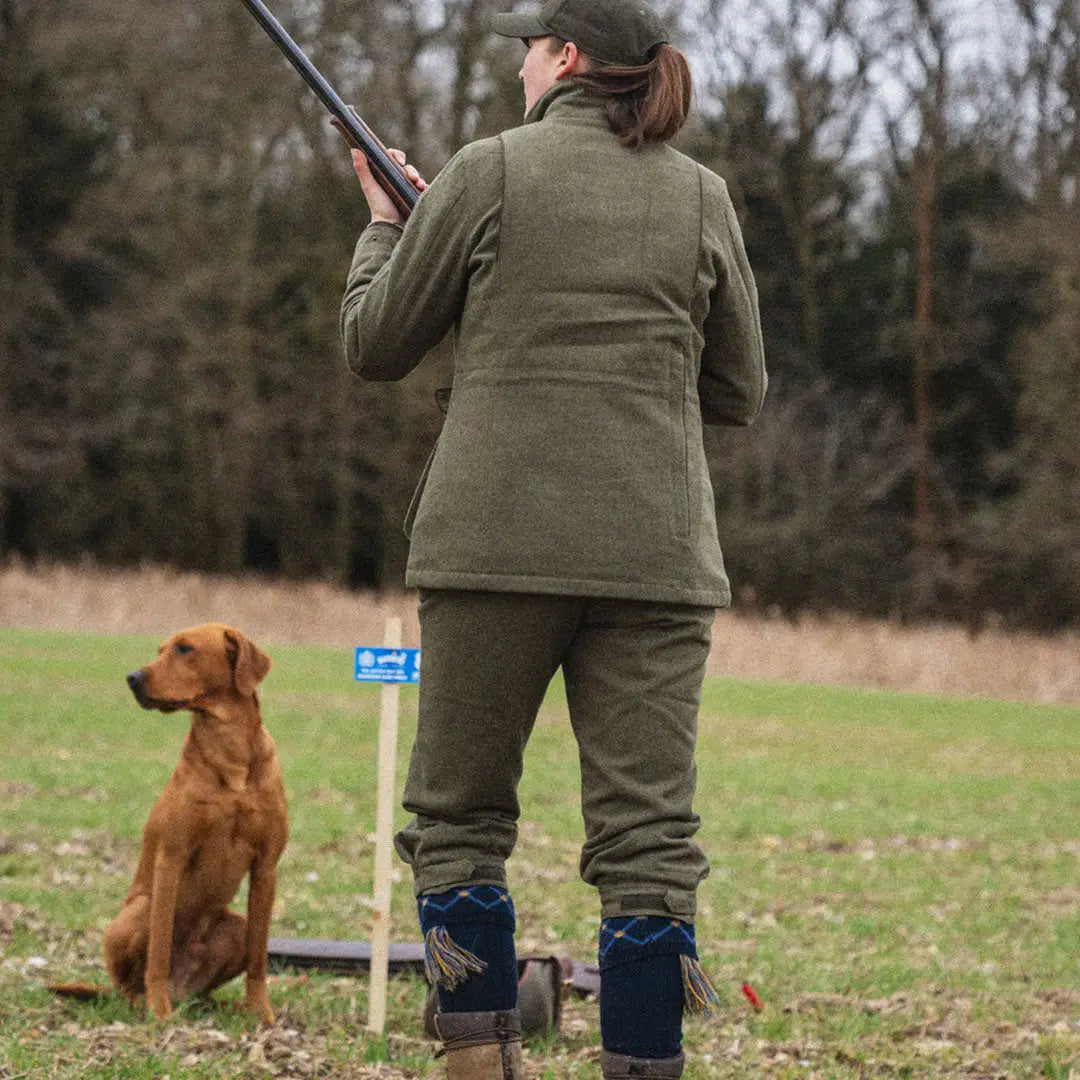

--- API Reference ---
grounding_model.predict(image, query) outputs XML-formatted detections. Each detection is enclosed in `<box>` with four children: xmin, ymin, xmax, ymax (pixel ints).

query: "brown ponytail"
<box><xmin>572</xmin><ymin>43</ymin><xmax>693</xmax><ymax>149</ymax></box>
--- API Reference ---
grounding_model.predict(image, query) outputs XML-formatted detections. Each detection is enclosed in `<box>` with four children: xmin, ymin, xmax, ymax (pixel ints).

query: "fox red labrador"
<box><xmin>57</xmin><ymin>624</ymin><xmax>288</xmax><ymax>1022</ymax></box>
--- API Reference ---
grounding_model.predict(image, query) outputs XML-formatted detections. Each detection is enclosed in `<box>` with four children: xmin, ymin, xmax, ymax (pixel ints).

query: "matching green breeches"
<box><xmin>393</xmin><ymin>590</ymin><xmax>714</xmax><ymax>922</ymax></box>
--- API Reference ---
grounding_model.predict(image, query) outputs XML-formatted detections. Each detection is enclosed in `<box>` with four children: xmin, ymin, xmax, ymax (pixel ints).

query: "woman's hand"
<box><xmin>344</xmin><ymin>136</ymin><xmax>427</xmax><ymax>227</ymax></box>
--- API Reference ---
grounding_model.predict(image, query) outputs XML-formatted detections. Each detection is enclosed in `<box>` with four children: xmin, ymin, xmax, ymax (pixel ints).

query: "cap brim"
<box><xmin>490</xmin><ymin>11</ymin><xmax>549</xmax><ymax>40</ymax></box>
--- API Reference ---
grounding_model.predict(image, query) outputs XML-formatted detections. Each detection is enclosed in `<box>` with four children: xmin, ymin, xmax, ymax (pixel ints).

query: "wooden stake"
<box><xmin>367</xmin><ymin>616</ymin><xmax>402</xmax><ymax>1034</ymax></box>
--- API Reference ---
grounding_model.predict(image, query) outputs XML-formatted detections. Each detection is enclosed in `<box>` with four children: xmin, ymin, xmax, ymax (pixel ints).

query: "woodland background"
<box><xmin>2</xmin><ymin>0</ymin><xmax>1078</xmax><ymax>630</ymax></box>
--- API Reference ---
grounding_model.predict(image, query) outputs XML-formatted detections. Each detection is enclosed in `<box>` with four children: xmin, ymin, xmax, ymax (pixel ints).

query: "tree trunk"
<box><xmin>912</xmin><ymin>143</ymin><xmax>936</xmax><ymax>555</ymax></box>
<box><xmin>0</xmin><ymin>0</ymin><xmax>20</xmax><ymax>545</ymax></box>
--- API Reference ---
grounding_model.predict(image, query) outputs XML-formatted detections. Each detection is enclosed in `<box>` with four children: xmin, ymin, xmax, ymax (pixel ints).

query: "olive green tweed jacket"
<box><xmin>341</xmin><ymin>83</ymin><xmax>767</xmax><ymax>606</ymax></box>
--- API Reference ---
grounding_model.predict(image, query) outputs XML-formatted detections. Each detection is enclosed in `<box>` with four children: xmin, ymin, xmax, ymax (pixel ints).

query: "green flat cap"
<box><xmin>491</xmin><ymin>0</ymin><xmax>670</xmax><ymax>66</ymax></box>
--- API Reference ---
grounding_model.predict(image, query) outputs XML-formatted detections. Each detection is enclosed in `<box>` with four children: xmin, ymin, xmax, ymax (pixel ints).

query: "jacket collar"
<box><xmin>524</xmin><ymin>81</ymin><xmax>607</xmax><ymax>126</ymax></box>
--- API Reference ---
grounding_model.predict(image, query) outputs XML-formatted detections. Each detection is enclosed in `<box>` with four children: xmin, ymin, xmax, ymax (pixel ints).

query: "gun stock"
<box><xmin>239</xmin><ymin>0</ymin><xmax>420</xmax><ymax>218</ymax></box>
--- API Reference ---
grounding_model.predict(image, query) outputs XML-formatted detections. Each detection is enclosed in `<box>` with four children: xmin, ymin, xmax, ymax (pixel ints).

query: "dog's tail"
<box><xmin>49</xmin><ymin>982</ymin><xmax>110</xmax><ymax>1001</ymax></box>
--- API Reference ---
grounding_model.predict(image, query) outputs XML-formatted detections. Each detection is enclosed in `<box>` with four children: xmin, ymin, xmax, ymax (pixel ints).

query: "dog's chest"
<box><xmin>187</xmin><ymin>788</ymin><xmax>272</xmax><ymax>882</ymax></box>
<box><xmin>203</xmin><ymin>787</ymin><xmax>268</xmax><ymax>849</ymax></box>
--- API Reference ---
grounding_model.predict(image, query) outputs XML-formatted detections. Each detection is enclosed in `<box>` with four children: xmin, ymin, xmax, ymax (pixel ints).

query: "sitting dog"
<box><xmin>56</xmin><ymin>624</ymin><xmax>288</xmax><ymax>1022</ymax></box>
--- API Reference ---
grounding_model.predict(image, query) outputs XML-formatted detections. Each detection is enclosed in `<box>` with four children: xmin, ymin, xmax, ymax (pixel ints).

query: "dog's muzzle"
<box><xmin>126</xmin><ymin>670</ymin><xmax>183</xmax><ymax>710</ymax></box>
<box><xmin>126</xmin><ymin>670</ymin><xmax>146</xmax><ymax>698</ymax></box>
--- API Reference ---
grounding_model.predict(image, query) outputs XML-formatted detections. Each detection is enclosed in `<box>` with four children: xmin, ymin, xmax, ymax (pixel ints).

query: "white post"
<box><xmin>367</xmin><ymin>615</ymin><xmax>402</xmax><ymax>1034</ymax></box>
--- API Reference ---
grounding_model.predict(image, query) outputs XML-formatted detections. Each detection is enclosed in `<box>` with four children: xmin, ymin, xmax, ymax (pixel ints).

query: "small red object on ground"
<box><xmin>741</xmin><ymin>982</ymin><xmax>764</xmax><ymax>1010</ymax></box>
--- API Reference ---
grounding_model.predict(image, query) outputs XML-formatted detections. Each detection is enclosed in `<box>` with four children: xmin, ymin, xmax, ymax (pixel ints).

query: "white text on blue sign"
<box><xmin>354</xmin><ymin>647</ymin><xmax>421</xmax><ymax>684</ymax></box>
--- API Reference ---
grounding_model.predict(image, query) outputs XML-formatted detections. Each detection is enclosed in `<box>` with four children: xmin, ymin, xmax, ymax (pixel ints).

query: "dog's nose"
<box><xmin>126</xmin><ymin>670</ymin><xmax>145</xmax><ymax>693</ymax></box>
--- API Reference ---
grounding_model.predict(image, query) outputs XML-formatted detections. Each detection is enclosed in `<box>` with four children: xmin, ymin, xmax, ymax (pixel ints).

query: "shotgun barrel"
<box><xmin>239</xmin><ymin>0</ymin><xmax>420</xmax><ymax>217</ymax></box>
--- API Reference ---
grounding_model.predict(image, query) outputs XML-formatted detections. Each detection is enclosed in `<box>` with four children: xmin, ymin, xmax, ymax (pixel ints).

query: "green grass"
<box><xmin>2</xmin><ymin>625</ymin><xmax>1080</xmax><ymax>1077</ymax></box>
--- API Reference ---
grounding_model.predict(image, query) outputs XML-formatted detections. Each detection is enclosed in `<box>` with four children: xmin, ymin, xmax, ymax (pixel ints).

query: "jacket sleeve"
<box><xmin>697</xmin><ymin>174</ymin><xmax>768</xmax><ymax>427</ymax></box>
<box><xmin>340</xmin><ymin>138</ymin><xmax>503</xmax><ymax>381</ymax></box>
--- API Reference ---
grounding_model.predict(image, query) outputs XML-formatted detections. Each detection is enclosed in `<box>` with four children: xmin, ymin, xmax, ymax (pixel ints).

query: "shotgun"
<box><xmin>239</xmin><ymin>0</ymin><xmax>420</xmax><ymax>217</ymax></box>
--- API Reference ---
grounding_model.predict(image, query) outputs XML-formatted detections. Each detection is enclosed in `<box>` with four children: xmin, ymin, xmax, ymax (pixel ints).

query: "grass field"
<box><xmin>2</xmin><ymin>624</ymin><xmax>1080</xmax><ymax>1078</ymax></box>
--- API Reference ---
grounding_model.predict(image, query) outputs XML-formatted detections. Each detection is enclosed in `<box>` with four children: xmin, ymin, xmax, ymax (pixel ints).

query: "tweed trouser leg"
<box><xmin>394</xmin><ymin>590</ymin><xmax>574</xmax><ymax>894</ymax></box>
<box><xmin>394</xmin><ymin>590</ymin><xmax>713</xmax><ymax>922</ymax></box>
<box><xmin>562</xmin><ymin>601</ymin><xmax>713</xmax><ymax>920</ymax></box>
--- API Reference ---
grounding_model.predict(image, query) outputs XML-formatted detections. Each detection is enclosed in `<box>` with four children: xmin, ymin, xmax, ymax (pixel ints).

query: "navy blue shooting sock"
<box><xmin>418</xmin><ymin>885</ymin><xmax>518</xmax><ymax>1013</ymax></box>
<box><xmin>598</xmin><ymin>915</ymin><xmax>717</xmax><ymax>1059</ymax></box>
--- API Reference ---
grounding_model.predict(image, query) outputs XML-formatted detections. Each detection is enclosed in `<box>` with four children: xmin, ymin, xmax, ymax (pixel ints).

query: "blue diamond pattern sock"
<box><xmin>418</xmin><ymin>886</ymin><xmax>518</xmax><ymax>1013</ymax></box>
<box><xmin>598</xmin><ymin>915</ymin><xmax>696</xmax><ymax>1059</ymax></box>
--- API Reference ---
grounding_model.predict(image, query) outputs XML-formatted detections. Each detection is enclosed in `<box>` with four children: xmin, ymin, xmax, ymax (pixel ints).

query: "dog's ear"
<box><xmin>225</xmin><ymin>629</ymin><xmax>272</xmax><ymax>695</ymax></box>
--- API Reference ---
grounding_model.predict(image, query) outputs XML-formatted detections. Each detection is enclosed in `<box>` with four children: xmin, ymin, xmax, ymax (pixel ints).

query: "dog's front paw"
<box><xmin>243</xmin><ymin>979</ymin><xmax>275</xmax><ymax>1024</ymax></box>
<box><xmin>146</xmin><ymin>984</ymin><xmax>172</xmax><ymax>1020</ymax></box>
<box><xmin>244</xmin><ymin>992</ymin><xmax>276</xmax><ymax>1025</ymax></box>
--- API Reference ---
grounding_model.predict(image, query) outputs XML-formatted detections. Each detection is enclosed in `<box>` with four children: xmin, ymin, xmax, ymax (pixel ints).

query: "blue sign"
<box><xmin>354</xmin><ymin>646</ymin><xmax>421</xmax><ymax>684</ymax></box>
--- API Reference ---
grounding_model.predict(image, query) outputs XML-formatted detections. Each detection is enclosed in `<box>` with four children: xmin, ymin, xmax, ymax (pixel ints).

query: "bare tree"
<box><xmin>682</xmin><ymin>0</ymin><xmax>874</xmax><ymax>377</ymax></box>
<box><xmin>868</xmin><ymin>0</ymin><xmax>958</xmax><ymax>609</ymax></box>
<box><xmin>910</xmin><ymin>0</ymin><xmax>949</xmax><ymax>570</ymax></box>
<box><xmin>0</xmin><ymin>0</ymin><xmax>20</xmax><ymax>529</ymax></box>
<box><xmin>1009</xmin><ymin>0</ymin><xmax>1080</xmax><ymax>210</ymax></box>
<box><xmin>768</xmin><ymin>0</ymin><xmax>873</xmax><ymax>366</ymax></box>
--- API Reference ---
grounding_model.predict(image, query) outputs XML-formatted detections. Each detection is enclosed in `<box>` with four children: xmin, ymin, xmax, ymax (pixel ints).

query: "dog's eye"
<box><xmin>175</xmin><ymin>643</ymin><xmax>194</xmax><ymax>656</ymax></box>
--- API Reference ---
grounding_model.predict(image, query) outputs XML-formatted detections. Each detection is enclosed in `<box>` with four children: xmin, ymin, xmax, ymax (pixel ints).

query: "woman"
<box><xmin>341</xmin><ymin>1</ymin><xmax>766</xmax><ymax>1076</ymax></box>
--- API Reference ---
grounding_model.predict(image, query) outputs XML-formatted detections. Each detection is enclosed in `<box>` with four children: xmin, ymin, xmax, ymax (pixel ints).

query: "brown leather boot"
<box><xmin>423</xmin><ymin>956</ymin><xmax>566</xmax><ymax>1040</ymax></box>
<box><xmin>600</xmin><ymin>1050</ymin><xmax>685</xmax><ymax>1077</ymax></box>
<box><xmin>435</xmin><ymin>1009</ymin><xmax>523</xmax><ymax>1080</ymax></box>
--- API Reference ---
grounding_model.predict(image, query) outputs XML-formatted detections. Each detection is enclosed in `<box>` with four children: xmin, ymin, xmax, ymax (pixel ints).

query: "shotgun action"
<box><xmin>239</xmin><ymin>0</ymin><xmax>420</xmax><ymax>217</ymax></box>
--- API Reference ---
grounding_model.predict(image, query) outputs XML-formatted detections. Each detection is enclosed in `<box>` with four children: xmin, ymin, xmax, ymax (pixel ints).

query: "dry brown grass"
<box><xmin>1</xmin><ymin>559</ymin><xmax>1077</xmax><ymax>705</ymax></box>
